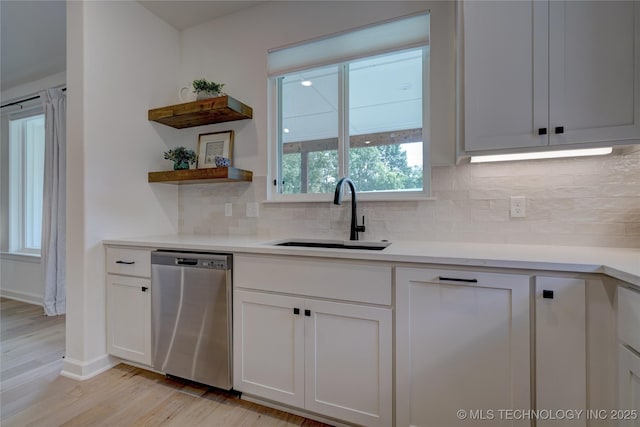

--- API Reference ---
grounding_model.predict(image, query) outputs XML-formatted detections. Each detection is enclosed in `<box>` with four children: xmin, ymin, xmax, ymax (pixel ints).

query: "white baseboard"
<box><xmin>60</xmin><ymin>354</ymin><xmax>118</xmax><ymax>381</ymax></box>
<box><xmin>0</xmin><ymin>289</ymin><xmax>43</xmax><ymax>306</ymax></box>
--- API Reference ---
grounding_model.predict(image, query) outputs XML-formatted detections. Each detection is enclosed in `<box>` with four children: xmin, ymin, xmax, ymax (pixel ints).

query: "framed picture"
<box><xmin>197</xmin><ymin>130</ymin><xmax>234</xmax><ymax>168</ymax></box>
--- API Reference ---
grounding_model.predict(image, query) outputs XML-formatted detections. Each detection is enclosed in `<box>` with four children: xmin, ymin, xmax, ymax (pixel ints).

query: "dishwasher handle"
<box><xmin>176</xmin><ymin>258</ymin><xmax>198</xmax><ymax>266</ymax></box>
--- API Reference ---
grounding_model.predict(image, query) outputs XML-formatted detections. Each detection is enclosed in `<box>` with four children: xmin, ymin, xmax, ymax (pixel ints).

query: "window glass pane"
<box><xmin>280</xmin><ymin>65</ymin><xmax>339</xmax><ymax>194</ymax></box>
<box><xmin>348</xmin><ymin>49</ymin><xmax>423</xmax><ymax>192</ymax></box>
<box><xmin>24</xmin><ymin>115</ymin><xmax>44</xmax><ymax>249</ymax></box>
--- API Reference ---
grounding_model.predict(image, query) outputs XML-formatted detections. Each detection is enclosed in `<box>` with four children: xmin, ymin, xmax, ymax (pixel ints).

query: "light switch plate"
<box><xmin>225</xmin><ymin>203</ymin><xmax>232</xmax><ymax>217</ymax></box>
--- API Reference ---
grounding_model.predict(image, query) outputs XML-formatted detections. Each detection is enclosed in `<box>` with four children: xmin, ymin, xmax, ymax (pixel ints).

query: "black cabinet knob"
<box><xmin>538</xmin><ymin>128</ymin><xmax>547</xmax><ymax>135</ymax></box>
<box><xmin>304</xmin><ymin>309</ymin><xmax>311</xmax><ymax>317</ymax></box>
<box><xmin>555</xmin><ymin>126</ymin><xmax>564</xmax><ymax>134</ymax></box>
<box><xmin>293</xmin><ymin>307</ymin><xmax>300</xmax><ymax>315</ymax></box>
<box><xmin>141</xmin><ymin>286</ymin><xmax>148</xmax><ymax>292</ymax></box>
<box><xmin>543</xmin><ymin>290</ymin><xmax>554</xmax><ymax>299</ymax></box>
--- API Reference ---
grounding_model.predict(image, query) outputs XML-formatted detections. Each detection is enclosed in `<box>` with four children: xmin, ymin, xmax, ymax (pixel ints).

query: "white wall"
<box><xmin>0</xmin><ymin>72</ymin><xmax>66</xmax><ymax>305</ymax></box>
<box><xmin>0</xmin><ymin>255</ymin><xmax>43</xmax><ymax>304</ymax></box>
<box><xmin>64</xmin><ymin>0</ymin><xmax>181</xmax><ymax>379</ymax></box>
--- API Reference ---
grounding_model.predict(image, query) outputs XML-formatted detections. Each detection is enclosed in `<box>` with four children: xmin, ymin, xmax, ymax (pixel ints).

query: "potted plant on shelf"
<box><xmin>164</xmin><ymin>147</ymin><xmax>197</xmax><ymax>170</ymax></box>
<box><xmin>192</xmin><ymin>78</ymin><xmax>225</xmax><ymax>100</ymax></box>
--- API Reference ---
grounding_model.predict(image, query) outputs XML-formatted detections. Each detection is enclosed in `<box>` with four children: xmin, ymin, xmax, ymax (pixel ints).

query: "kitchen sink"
<box><xmin>271</xmin><ymin>238</ymin><xmax>390</xmax><ymax>251</ymax></box>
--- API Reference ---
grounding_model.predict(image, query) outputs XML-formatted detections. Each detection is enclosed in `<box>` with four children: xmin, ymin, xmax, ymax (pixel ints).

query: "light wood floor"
<box><xmin>0</xmin><ymin>297</ymin><xmax>66</xmax><ymax>385</ymax></box>
<box><xmin>0</xmin><ymin>298</ymin><xmax>332</xmax><ymax>426</ymax></box>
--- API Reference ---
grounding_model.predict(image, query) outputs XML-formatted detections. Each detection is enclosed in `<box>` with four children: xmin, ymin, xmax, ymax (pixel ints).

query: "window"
<box><xmin>269</xmin><ymin>12</ymin><xmax>430</xmax><ymax>201</ymax></box>
<box><xmin>9</xmin><ymin>110</ymin><xmax>45</xmax><ymax>254</ymax></box>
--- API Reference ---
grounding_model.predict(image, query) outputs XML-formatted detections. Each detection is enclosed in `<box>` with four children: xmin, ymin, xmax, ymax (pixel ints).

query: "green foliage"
<box><xmin>163</xmin><ymin>146</ymin><xmax>197</xmax><ymax>164</ymax></box>
<box><xmin>192</xmin><ymin>78</ymin><xmax>225</xmax><ymax>94</ymax></box>
<box><xmin>282</xmin><ymin>143</ymin><xmax>422</xmax><ymax>194</ymax></box>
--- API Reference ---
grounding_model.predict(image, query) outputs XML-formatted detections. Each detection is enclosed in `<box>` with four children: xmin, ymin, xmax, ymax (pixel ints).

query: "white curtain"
<box><xmin>40</xmin><ymin>88</ymin><xmax>66</xmax><ymax>316</ymax></box>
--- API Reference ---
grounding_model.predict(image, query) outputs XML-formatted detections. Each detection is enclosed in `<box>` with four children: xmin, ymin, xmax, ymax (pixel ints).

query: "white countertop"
<box><xmin>103</xmin><ymin>234</ymin><xmax>640</xmax><ymax>286</ymax></box>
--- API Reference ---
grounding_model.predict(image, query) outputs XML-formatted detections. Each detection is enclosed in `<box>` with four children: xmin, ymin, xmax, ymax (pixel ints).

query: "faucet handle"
<box><xmin>355</xmin><ymin>215</ymin><xmax>366</xmax><ymax>233</ymax></box>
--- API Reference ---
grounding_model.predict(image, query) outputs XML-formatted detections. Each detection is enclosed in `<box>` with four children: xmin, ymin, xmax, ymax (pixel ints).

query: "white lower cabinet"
<box><xmin>395</xmin><ymin>267</ymin><xmax>531</xmax><ymax>427</ymax></box>
<box><xmin>304</xmin><ymin>298</ymin><xmax>392</xmax><ymax>425</ymax></box>
<box><xmin>619</xmin><ymin>345</ymin><xmax>640</xmax><ymax>427</ymax></box>
<box><xmin>233</xmin><ymin>290</ymin><xmax>305</xmax><ymax>407</ymax></box>
<box><xmin>535</xmin><ymin>276</ymin><xmax>586</xmax><ymax>427</ymax></box>
<box><xmin>105</xmin><ymin>246</ymin><xmax>153</xmax><ymax>366</ymax></box>
<box><xmin>619</xmin><ymin>286</ymin><xmax>640</xmax><ymax>427</ymax></box>
<box><xmin>106</xmin><ymin>274</ymin><xmax>152</xmax><ymax>365</ymax></box>
<box><xmin>234</xmin><ymin>288</ymin><xmax>392</xmax><ymax>427</ymax></box>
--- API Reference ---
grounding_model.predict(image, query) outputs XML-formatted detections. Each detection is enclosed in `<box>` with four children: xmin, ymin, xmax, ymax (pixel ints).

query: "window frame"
<box><xmin>268</xmin><ymin>46</ymin><xmax>431</xmax><ymax>203</ymax></box>
<box><xmin>8</xmin><ymin>107</ymin><xmax>45</xmax><ymax>255</ymax></box>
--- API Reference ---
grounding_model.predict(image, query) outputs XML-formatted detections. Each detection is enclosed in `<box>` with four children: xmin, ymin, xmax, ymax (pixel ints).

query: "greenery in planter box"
<box><xmin>192</xmin><ymin>78</ymin><xmax>225</xmax><ymax>95</ymax></box>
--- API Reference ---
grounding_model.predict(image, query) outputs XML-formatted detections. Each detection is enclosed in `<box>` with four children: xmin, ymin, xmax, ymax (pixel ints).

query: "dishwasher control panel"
<box><xmin>152</xmin><ymin>251</ymin><xmax>231</xmax><ymax>271</ymax></box>
<box><xmin>199</xmin><ymin>260</ymin><xmax>227</xmax><ymax>269</ymax></box>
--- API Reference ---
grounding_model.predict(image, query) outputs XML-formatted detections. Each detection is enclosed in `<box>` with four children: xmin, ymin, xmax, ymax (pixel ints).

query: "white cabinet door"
<box><xmin>463</xmin><ymin>0</ymin><xmax>549</xmax><ymax>152</ymax></box>
<box><xmin>396</xmin><ymin>268</ymin><xmax>530</xmax><ymax>427</ymax></box>
<box><xmin>548</xmin><ymin>1</ymin><xmax>640</xmax><ymax>146</ymax></box>
<box><xmin>304</xmin><ymin>299</ymin><xmax>392</xmax><ymax>427</ymax></box>
<box><xmin>233</xmin><ymin>289</ymin><xmax>305</xmax><ymax>408</ymax></box>
<box><xmin>619</xmin><ymin>344</ymin><xmax>640</xmax><ymax>427</ymax></box>
<box><xmin>463</xmin><ymin>0</ymin><xmax>640</xmax><ymax>154</ymax></box>
<box><xmin>106</xmin><ymin>274</ymin><xmax>151</xmax><ymax>365</ymax></box>
<box><xmin>618</xmin><ymin>286</ymin><xmax>640</xmax><ymax>354</ymax></box>
<box><xmin>535</xmin><ymin>277</ymin><xmax>586</xmax><ymax>427</ymax></box>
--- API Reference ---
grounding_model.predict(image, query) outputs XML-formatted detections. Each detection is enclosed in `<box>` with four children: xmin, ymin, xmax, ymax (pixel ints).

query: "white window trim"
<box><xmin>267</xmin><ymin>47</ymin><xmax>431</xmax><ymax>203</ymax></box>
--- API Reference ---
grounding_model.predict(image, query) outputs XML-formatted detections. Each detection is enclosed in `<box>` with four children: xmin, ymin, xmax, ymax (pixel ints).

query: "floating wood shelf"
<box><xmin>148</xmin><ymin>95</ymin><xmax>253</xmax><ymax>129</ymax></box>
<box><xmin>148</xmin><ymin>167</ymin><xmax>253</xmax><ymax>184</ymax></box>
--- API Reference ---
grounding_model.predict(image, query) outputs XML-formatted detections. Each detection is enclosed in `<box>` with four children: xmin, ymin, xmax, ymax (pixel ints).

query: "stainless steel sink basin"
<box><xmin>271</xmin><ymin>238</ymin><xmax>390</xmax><ymax>251</ymax></box>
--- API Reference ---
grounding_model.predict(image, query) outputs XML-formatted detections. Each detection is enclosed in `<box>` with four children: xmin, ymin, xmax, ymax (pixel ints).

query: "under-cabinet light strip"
<box><xmin>470</xmin><ymin>147</ymin><xmax>613</xmax><ymax>163</ymax></box>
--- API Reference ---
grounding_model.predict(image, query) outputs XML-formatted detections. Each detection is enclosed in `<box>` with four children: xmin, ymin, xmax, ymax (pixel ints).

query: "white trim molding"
<box><xmin>60</xmin><ymin>354</ymin><xmax>119</xmax><ymax>381</ymax></box>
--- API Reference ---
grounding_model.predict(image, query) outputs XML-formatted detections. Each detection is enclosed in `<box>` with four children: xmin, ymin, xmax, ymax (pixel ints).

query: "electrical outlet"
<box><xmin>510</xmin><ymin>196</ymin><xmax>526</xmax><ymax>218</ymax></box>
<box><xmin>246</xmin><ymin>202</ymin><xmax>259</xmax><ymax>218</ymax></box>
<box><xmin>225</xmin><ymin>203</ymin><xmax>232</xmax><ymax>217</ymax></box>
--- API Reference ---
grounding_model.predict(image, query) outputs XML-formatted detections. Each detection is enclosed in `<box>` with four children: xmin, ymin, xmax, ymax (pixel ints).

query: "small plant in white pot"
<box><xmin>192</xmin><ymin>78</ymin><xmax>225</xmax><ymax>100</ymax></box>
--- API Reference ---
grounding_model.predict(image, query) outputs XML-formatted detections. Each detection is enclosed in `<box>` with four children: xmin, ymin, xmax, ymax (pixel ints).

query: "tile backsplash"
<box><xmin>179</xmin><ymin>150</ymin><xmax>640</xmax><ymax>248</ymax></box>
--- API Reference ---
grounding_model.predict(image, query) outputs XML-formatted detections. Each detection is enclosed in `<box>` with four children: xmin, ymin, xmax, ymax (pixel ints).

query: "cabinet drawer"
<box><xmin>106</xmin><ymin>247</ymin><xmax>151</xmax><ymax>277</ymax></box>
<box><xmin>234</xmin><ymin>254</ymin><xmax>391</xmax><ymax>305</ymax></box>
<box><xmin>618</xmin><ymin>286</ymin><xmax>640</xmax><ymax>353</ymax></box>
<box><xmin>397</xmin><ymin>267</ymin><xmax>531</xmax><ymax>289</ymax></box>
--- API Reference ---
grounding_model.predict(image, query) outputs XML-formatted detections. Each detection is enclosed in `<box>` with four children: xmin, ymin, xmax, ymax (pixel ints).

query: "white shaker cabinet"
<box><xmin>619</xmin><ymin>345</ymin><xmax>640</xmax><ymax>427</ymax></box>
<box><xmin>463</xmin><ymin>0</ymin><xmax>640</xmax><ymax>154</ymax></box>
<box><xmin>303</xmin><ymin>298</ymin><xmax>391</xmax><ymax>425</ymax></box>
<box><xmin>105</xmin><ymin>247</ymin><xmax>153</xmax><ymax>366</ymax></box>
<box><xmin>233</xmin><ymin>290</ymin><xmax>305</xmax><ymax>408</ymax></box>
<box><xmin>535</xmin><ymin>277</ymin><xmax>586</xmax><ymax>427</ymax></box>
<box><xmin>395</xmin><ymin>267</ymin><xmax>531</xmax><ymax>427</ymax></box>
<box><xmin>618</xmin><ymin>286</ymin><xmax>640</xmax><ymax>427</ymax></box>
<box><xmin>233</xmin><ymin>254</ymin><xmax>392</xmax><ymax>427</ymax></box>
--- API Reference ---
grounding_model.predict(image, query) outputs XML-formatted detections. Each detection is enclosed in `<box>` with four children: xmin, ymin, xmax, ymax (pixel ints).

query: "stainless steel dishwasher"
<box><xmin>151</xmin><ymin>251</ymin><xmax>232</xmax><ymax>389</ymax></box>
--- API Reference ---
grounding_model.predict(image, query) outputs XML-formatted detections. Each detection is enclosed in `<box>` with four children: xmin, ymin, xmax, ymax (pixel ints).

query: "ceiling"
<box><xmin>138</xmin><ymin>1</ymin><xmax>266</xmax><ymax>30</ymax></box>
<box><xmin>0</xmin><ymin>0</ymin><xmax>264</xmax><ymax>93</ymax></box>
<box><xmin>0</xmin><ymin>0</ymin><xmax>67</xmax><ymax>92</ymax></box>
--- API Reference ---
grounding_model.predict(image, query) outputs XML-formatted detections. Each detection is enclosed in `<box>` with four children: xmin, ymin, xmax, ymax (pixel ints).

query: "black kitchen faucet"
<box><xmin>333</xmin><ymin>177</ymin><xmax>365</xmax><ymax>241</ymax></box>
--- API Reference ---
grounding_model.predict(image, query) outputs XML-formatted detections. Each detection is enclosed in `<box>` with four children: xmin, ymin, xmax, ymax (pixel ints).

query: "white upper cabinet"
<box><xmin>463</xmin><ymin>1</ymin><xmax>640</xmax><ymax>154</ymax></box>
